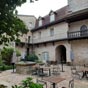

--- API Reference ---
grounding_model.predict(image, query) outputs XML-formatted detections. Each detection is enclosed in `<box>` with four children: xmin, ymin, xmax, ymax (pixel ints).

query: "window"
<box><xmin>29</xmin><ymin>22</ymin><xmax>33</xmax><ymax>28</ymax></box>
<box><xmin>50</xmin><ymin>28</ymin><xmax>54</xmax><ymax>36</ymax></box>
<box><xmin>39</xmin><ymin>20</ymin><xmax>42</xmax><ymax>26</ymax></box>
<box><xmin>50</xmin><ymin>14</ymin><xmax>55</xmax><ymax>22</ymax></box>
<box><xmin>38</xmin><ymin>31</ymin><xmax>41</xmax><ymax>38</ymax></box>
<box><xmin>42</xmin><ymin>52</ymin><xmax>49</xmax><ymax>62</ymax></box>
<box><xmin>49</xmin><ymin>10</ymin><xmax>55</xmax><ymax>22</ymax></box>
<box><xmin>80</xmin><ymin>25</ymin><xmax>88</xmax><ymax>36</ymax></box>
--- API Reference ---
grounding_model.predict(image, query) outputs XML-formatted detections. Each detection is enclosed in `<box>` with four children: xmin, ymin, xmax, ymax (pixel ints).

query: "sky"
<box><xmin>16</xmin><ymin>0</ymin><xmax>68</xmax><ymax>18</ymax></box>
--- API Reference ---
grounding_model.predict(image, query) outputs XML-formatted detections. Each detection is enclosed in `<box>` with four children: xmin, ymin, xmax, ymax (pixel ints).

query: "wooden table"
<box><xmin>43</xmin><ymin>76</ymin><xmax>65</xmax><ymax>88</ymax></box>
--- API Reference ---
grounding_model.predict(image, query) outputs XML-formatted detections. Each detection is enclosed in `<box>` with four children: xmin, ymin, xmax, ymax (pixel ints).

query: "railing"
<box><xmin>30</xmin><ymin>32</ymin><xmax>67</xmax><ymax>43</ymax></box>
<box><xmin>68</xmin><ymin>30</ymin><xmax>88</xmax><ymax>39</ymax></box>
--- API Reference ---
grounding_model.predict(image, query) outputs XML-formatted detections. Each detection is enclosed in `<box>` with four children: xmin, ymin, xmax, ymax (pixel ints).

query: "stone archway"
<box><xmin>56</xmin><ymin>45</ymin><xmax>66</xmax><ymax>64</ymax></box>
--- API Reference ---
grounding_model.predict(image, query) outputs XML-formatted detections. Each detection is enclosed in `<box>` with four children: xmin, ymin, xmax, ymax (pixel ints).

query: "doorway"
<box><xmin>56</xmin><ymin>45</ymin><xmax>66</xmax><ymax>64</ymax></box>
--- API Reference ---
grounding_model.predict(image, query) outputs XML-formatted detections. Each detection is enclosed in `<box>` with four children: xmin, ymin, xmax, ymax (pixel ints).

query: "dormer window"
<box><xmin>50</xmin><ymin>13</ymin><xmax>55</xmax><ymax>22</ymax></box>
<box><xmin>38</xmin><ymin>16</ymin><xmax>44</xmax><ymax>27</ymax></box>
<box><xmin>39</xmin><ymin>20</ymin><xmax>42</xmax><ymax>26</ymax></box>
<box><xmin>49</xmin><ymin>10</ymin><xmax>56</xmax><ymax>22</ymax></box>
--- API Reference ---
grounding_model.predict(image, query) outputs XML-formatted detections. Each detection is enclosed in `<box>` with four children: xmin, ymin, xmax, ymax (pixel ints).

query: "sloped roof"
<box><xmin>31</xmin><ymin>6</ymin><xmax>88</xmax><ymax>32</ymax></box>
<box><xmin>32</xmin><ymin>6</ymin><xmax>68</xmax><ymax>31</ymax></box>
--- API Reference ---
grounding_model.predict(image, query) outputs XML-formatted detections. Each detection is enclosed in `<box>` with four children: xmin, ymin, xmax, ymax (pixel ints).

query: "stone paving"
<box><xmin>0</xmin><ymin>66</ymin><xmax>88</xmax><ymax>88</ymax></box>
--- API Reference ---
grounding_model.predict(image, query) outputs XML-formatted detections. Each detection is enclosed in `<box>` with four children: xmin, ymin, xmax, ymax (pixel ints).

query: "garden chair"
<box><xmin>69</xmin><ymin>78</ymin><xmax>88</xmax><ymax>88</ymax></box>
<box><xmin>37</xmin><ymin>68</ymin><xmax>48</xmax><ymax>78</ymax></box>
<box><xmin>32</xmin><ymin>67</ymin><xmax>38</xmax><ymax>75</ymax></box>
<box><xmin>69</xmin><ymin>79</ymin><xmax>74</xmax><ymax>88</ymax></box>
<box><xmin>36</xmin><ymin>79</ymin><xmax>47</xmax><ymax>88</ymax></box>
<box><xmin>51</xmin><ymin>65</ymin><xmax>60</xmax><ymax>76</ymax></box>
<box><xmin>71</xmin><ymin>66</ymin><xmax>83</xmax><ymax>79</ymax></box>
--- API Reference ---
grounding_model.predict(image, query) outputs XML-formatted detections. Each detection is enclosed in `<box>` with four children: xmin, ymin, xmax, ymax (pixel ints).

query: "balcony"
<box><xmin>68</xmin><ymin>30</ymin><xmax>88</xmax><ymax>40</ymax></box>
<box><xmin>29</xmin><ymin>30</ymin><xmax>88</xmax><ymax>44</ymax></box>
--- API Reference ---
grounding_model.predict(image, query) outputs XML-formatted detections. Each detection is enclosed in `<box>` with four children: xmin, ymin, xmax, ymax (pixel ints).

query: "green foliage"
<box><xmin>12</xmin><ymin>77</ymin><xmax>43</xmax><ymax>88</ymax></box>
<box><xmin>25</xmin><ymin>54</ymin><xmax>38</xmax><ymax>62</ymax></box>
<box><xmin>16</xmin><ymin>49</ymin><xmax>21</xmax><ymax>57</ymax></box>
<box><xmin>0</xmin><ymin>65</ymin><xmax>13</xmax><ymax>71</ymax></box>
<box><xmin>1</xmin><ymin>47</ymin><xmax>14</xmax><ymax>65</ymax></box>
<box><xmin>0</xmin><ymin>55</ymin><xmax>3</xmax><ymax>65</ymax></box>
<box><xmin>0</xmin><ymin>85</ymin><xmax>7</xmax><ymax>88</ymax></box>
<box><xmin>0</xmin><ymin>0</ymin><xmax>29</xmax><ymax>45</ymax></box>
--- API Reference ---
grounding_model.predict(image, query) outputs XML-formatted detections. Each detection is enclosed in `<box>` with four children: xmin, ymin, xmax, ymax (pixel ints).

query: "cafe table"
<box><xmin>43</xmin><ymin>76</ymin><xmax>66</xmax><ymax>88</ymax></box>
<box><xmin>39</xmin><ymin>66</ymin><xmax>51</xmax><ymax>76</ymax></box>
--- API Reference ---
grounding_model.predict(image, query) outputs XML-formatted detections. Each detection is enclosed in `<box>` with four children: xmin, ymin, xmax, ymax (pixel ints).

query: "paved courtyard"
<box><xmin>0</xmin><ymin>65</ymin><xmax>88</xmax><ymax>88</ymax></box>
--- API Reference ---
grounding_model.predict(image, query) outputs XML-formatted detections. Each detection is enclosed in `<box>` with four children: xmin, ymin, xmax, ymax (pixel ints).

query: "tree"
<box><xmin>0</xmin><ymin>0</ymin><xmax>29</xmax><ymax>45</ymax></box>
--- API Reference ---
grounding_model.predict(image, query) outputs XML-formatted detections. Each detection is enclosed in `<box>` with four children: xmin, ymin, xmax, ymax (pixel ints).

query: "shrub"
<box><xmin>0</xmin><ymin>65</ymin><xmax>13</xmax><ymax>71</ymax></box>
<box><xmin>25</xmin><ymin>54</ymin><xmax>38</xmax><ymax>62</ymax></box>
<box><xmin>1</xmin><ymin>47</ymin><xmax>14</xmax><ymax>65</ymax></box>
<box><xmin>12</xmin><ymin>77</ymin><xmax>43</xmax><ymax>88</ymax></box>
<box><xmin>16</xmin><ymin>49</ymin><xmax>21</xmax><ymax>57</ymax></box>
<box><xmin>0</xmin><ymin>55</ymin><xmax>3</xmax><ymax>66</ymax></box>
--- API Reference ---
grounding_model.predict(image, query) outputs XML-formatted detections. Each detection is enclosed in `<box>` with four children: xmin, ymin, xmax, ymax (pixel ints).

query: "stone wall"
<box><xmin>68</xmin><ymin>0</ymin><xmax>88</xmax><ymax>12</ymax></box>
<box><xmin>69</xmin><ymin>19</ymin><xmax>88</xmax><ymax>32</ymax></box>
<box><xmin>71</xmin><ymin>40</ymin><xmax>88</xmax><ymax>65</ymax></box>
<box><xmin>34</xmin><ymin>41</ymin><xmax>71</xmax><ymax>63</ymax></box>
<box><xmin>17</xmin><ymin>15</ymin><xmax>36</xmax><ymax>43</ymax></box>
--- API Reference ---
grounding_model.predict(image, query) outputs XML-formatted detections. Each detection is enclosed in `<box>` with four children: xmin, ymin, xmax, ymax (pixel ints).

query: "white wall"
<box><xmin>32</xmin><ymin>22</ymin><xmax>69</xmax><ymax>43</ymax></box>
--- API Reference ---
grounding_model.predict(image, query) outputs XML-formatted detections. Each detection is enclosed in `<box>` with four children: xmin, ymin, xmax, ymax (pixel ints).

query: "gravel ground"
<box><xmin>0</xmin><ymin>66</ymin><xmax>88</xmax><ymax>88</ymax></box>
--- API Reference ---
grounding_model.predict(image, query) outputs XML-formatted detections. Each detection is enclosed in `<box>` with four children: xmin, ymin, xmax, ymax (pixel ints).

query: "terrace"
<box><xmin>0</xmin><ymin>63</ymin><xmax>88</xmax><ymax>88</ymax></box>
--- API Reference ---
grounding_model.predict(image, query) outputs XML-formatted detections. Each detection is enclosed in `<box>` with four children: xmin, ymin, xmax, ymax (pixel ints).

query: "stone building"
<box><xmin>28</xmin><ymin>0</ymin><xmax>88</xmax><ymax>65</ymax></box>
<box><xmin>16</xmin><ymin>15</ymin><xmax>36</xmax><ymax>59</ymax></box>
